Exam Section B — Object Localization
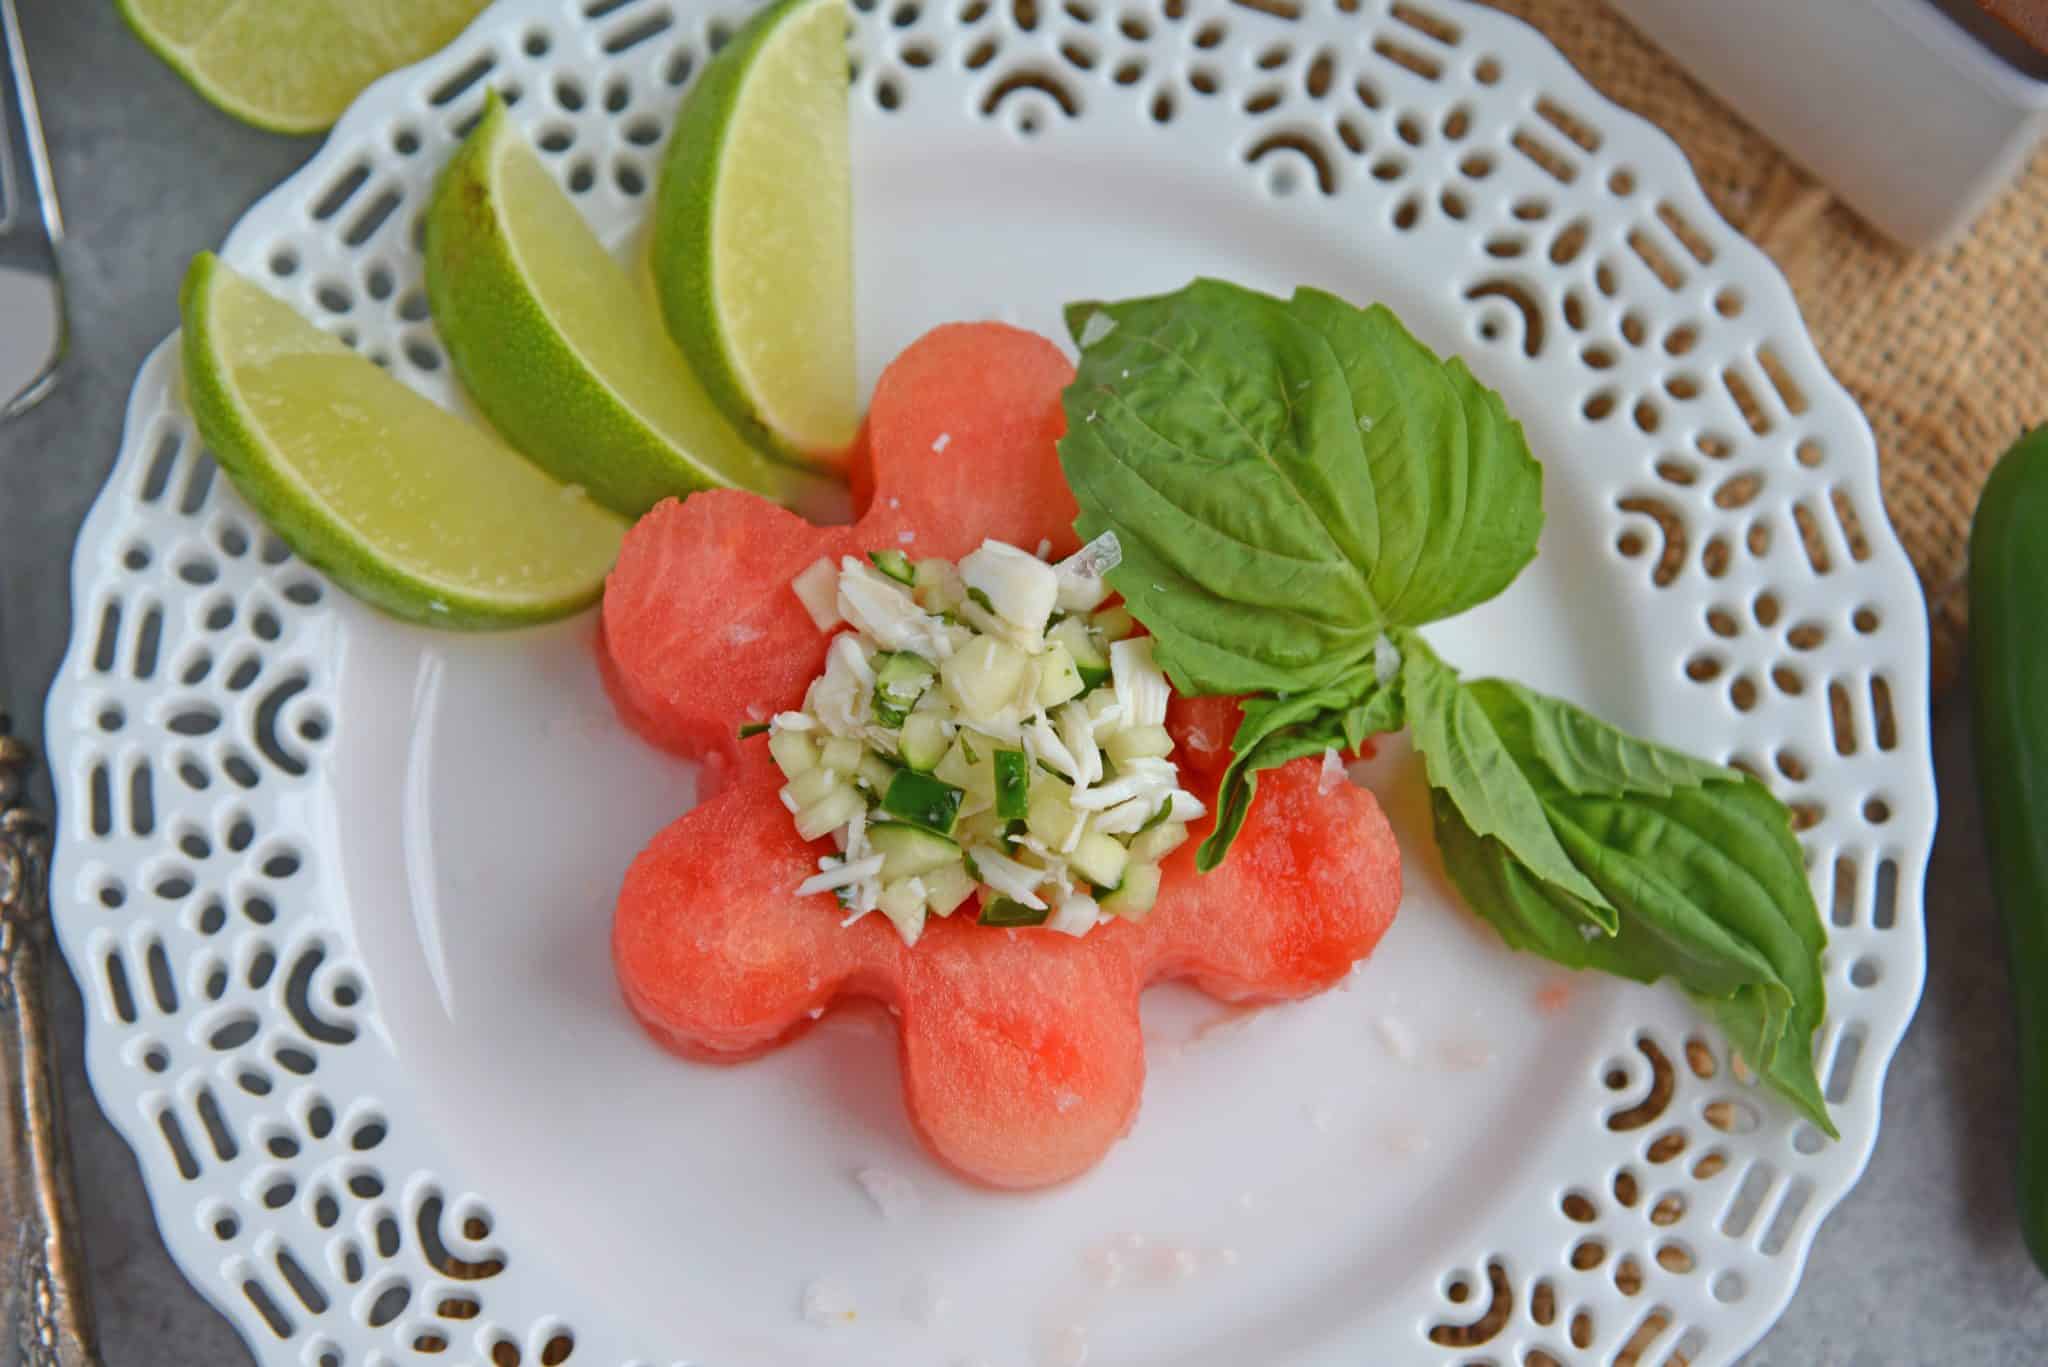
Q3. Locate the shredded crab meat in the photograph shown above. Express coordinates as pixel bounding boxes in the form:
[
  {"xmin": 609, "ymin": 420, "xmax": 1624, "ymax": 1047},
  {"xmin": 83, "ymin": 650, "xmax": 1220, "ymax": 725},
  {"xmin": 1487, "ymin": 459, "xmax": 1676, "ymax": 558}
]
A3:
[{"xmin": 797, "ymin": 855, "xmax": 884, "ymax": 898}]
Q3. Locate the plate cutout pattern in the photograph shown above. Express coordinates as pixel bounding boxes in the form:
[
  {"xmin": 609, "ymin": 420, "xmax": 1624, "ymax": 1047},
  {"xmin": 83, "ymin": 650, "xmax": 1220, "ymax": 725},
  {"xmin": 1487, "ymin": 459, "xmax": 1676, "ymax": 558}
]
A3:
[{"xmin": 48, "ymin": 0, "xmax": 1933, "ymax": 1362}]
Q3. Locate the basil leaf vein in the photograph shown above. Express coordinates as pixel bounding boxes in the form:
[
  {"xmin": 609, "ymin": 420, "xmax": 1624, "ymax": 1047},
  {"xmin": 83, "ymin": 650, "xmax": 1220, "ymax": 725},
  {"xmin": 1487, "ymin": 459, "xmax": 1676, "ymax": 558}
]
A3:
[{"xmin": 1197, "ymin": 667, "xmax": 1406, "ymax": 871}]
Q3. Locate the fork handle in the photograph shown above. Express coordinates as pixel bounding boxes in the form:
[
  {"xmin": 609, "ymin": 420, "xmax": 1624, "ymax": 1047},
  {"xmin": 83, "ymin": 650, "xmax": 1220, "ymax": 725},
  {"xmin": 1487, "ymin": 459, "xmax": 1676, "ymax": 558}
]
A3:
[{"xmin": 0, "ymin": 731, "xmax": 98, "ymax": 1367}]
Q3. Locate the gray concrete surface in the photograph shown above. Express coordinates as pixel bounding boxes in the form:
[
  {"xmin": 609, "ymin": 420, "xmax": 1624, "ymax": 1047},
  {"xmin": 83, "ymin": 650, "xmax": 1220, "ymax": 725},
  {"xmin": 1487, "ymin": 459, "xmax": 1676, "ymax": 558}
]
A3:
[{"xmin": 1, "ymin": 3, "xmax": 2042, "ymax": 1364}]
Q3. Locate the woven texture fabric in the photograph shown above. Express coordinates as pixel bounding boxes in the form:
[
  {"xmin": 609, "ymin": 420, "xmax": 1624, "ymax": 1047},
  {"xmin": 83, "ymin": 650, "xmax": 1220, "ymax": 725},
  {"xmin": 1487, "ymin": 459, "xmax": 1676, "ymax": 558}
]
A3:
[{"xmin": 1486, "ymin": 0, "xmax": 2047, "ymax": 689}]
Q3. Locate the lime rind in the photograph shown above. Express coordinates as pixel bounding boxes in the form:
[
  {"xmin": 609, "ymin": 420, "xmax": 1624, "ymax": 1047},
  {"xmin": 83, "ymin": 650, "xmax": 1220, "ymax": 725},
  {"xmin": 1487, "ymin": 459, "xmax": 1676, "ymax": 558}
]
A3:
[
  {"xmin": 653, "ymin": 0, "xmax": 858, "ymax": 463},
  {"xmin": 424, "ymin": 94, "xmax": 832, "ymax": 516},
  {"xmin": 180, "ymin": 252, "xmax": 625, "ymax": 628},
  {"xmin": 117, "ymin": 0, "xmax": 491, "ymax": 135}
]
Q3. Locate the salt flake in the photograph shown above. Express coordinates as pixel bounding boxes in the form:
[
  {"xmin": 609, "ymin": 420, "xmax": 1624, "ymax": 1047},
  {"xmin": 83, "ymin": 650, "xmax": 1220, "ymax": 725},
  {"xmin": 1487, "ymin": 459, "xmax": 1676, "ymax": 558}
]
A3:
[
  {"xmin": 800, "ymin": 1276, "xmax": 857, "ymax": 1326},
  {"xmin": 854, "ymin": 1166, "xmax": 923, "ymax": 1222}
]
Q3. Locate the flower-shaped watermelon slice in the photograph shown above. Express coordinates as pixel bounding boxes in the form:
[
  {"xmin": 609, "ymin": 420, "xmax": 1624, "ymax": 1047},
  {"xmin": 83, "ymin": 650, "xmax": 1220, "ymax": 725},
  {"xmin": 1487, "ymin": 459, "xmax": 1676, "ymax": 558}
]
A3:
[{"xmin": 602, "ymin": 321, "xmax": 1404, "ymax": 1188}]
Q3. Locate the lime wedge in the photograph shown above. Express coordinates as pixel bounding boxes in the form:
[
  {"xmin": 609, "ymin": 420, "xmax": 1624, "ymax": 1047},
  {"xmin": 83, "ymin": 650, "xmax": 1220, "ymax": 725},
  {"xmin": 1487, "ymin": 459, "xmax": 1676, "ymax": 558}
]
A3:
[
  {"xmin": 180, "ymin": 253, "xmax": 625, "ymax": 628},
  {"xmin": 424, "ymin": 93, "xmax": 827, "ymax": 517},
  {"xmin": 118, "ymin": 0, "xmax": 490, "ymax": 135},
  {"xmin": 654, "ymin": 0, "xmax": 859, "ymax": 464}
]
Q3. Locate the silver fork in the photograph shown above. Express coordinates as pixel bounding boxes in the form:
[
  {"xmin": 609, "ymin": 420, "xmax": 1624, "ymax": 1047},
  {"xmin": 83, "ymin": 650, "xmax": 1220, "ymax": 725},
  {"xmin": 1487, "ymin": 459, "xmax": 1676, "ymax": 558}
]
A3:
[{"xmin": 1, "ymin": 0, "xmax": 67, "ymax": 421}]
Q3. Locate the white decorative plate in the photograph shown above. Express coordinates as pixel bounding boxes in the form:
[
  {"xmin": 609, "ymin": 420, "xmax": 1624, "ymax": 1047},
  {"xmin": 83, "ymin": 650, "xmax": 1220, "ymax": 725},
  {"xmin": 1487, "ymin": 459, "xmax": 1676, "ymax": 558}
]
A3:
[{"xmin": 46, "ymin": 0, "xmax": 1935, "ymax": 1363}]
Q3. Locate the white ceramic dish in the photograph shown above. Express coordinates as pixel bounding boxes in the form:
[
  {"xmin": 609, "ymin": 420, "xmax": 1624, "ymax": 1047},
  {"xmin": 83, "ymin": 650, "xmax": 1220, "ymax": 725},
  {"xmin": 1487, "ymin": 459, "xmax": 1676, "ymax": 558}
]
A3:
[
  {"xmin": 1606, "ymin": 0, "xmax": 2048, "ymax": 248},
  {"xmin": 46, "ymin": 0, "xmax": 1935, "ymax": 1363}
]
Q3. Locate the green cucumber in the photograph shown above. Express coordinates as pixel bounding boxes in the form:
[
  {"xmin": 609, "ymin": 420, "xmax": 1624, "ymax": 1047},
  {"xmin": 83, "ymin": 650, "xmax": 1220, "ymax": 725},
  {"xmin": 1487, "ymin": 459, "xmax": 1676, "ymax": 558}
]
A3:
[
  {"xmin": 1069, "ymin": 830, "xmax": 1129, "ymax": 890},
  {"xmin": 856, "ymin": 749, "xmax": 898, "ymax": 794},
  {"xmin": 993, "ymin": 748, "xmax": 1031, "ymax": 820},
  {"xmin": 1089, "ymin": 605, "xmax": 1136, "ymax": 642},
  {"xmin": 1035, "ymin": 641, "xmax": 1086, "ymax": 708},
  {"xmin": 872, "ymin": 650, "xmax": 936, "ymax": 728},
  {"xmin": 899, "ymin": 712, "xmax": 950, "ymax": 771},
  {"xmin": 1103, "ymin": 862, "xmax": 1162, "ymax": 920},
  {"xmin": 881, "ymin": 768, "xmax": 964, "ymax": 834},
  {"xmin": 978, "ymin": 896, "xmax": 1050, "ymax": 927},
  {"xmin": 818, "ymin": 735, "xmax": 862, "ymax": 775},
  {"xmin": 868, "ymin": 821, "xmax": 962, "ymax": 880},
  {"xmin": 1971, "ymin": 424, "xmax": 2048, "ymax": 1276},
  {"xmin": 769, "ymin": 729, "xmax": 819, "ymax": 779},
  {"xmin": 868, "ymin": 547, "xmax": 916, "ymax": 585},
  {"xmin": 1048, "ymin": 615, "xmax": 1110, "ymax": 687}
]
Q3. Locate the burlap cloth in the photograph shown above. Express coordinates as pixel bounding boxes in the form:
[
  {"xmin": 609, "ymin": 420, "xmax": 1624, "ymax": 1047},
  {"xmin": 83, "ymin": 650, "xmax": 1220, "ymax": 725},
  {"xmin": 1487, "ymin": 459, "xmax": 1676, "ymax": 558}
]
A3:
[{"xmin": 1484, "ymin": 0, "xmax": 2047, "ymax": 692}]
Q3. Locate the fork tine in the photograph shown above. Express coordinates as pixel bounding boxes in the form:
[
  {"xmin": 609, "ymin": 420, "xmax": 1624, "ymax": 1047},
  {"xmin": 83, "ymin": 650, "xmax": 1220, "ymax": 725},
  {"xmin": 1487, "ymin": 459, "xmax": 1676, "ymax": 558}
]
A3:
[{"xmin": 0, "ymin": 0, "xmax": 66, "ymax": 421}]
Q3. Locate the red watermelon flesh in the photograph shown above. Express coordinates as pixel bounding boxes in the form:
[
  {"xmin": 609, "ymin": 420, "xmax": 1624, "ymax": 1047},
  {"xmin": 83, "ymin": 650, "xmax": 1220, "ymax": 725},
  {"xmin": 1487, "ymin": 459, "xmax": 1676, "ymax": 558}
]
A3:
[{"xmin": 606, "ymin": 321, "xmax": 1404, "ymax": 1189}]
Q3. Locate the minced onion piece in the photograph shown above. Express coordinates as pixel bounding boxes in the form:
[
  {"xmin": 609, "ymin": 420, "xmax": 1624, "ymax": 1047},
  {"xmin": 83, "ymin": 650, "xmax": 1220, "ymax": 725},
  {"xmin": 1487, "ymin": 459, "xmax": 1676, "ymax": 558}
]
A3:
[
  {"xmin": 1319, "ymin": 747, "xmax": 1345, "ymax": 794},
  {"xmin": 792, "ymin": 556, "xmax": 842, "ymax": 631},
  {"xmin": 961, "ymin": 540, "xmax": 1059, "ymax": 635},
  {"xmin": 1111, "ymin": 637, "xmax": 1170, "ymax": 728}
]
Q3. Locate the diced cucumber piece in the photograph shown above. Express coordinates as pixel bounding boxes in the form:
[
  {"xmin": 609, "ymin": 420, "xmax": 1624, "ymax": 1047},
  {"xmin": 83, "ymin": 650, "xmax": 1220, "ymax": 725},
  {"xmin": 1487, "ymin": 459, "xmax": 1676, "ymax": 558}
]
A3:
[
  {"xmin": 1105, "ymin": 723, "xmax": 1174, "ymax": 763},
  {"xmin": 1035, "ymin": 640, "xmax": 1086, "ymax": 708},
  {"xmin": 1103, "ymin": 862, "xmax": 1162, "ymax": 920},
  {"xmin": 1129, "ymin": 819, "xmax": 1188, "ymax": 864},
  {"xmin": 899, "ymin": 713, "xmax": 950, "ymax": 772},
  {"xmin": 993, "ymin": 748, "xmax": 1031, "ymax": 821},
  {"xmin": 940, "ymin": 636, "xmax": 1031, "ymax": 723},
  {"xmin": 791, "ymin": 557, "xmax": 842, "ymax": 631},
  {"xmin": 871, "ymin": 650, "xmax": 936, "ymax": 728},
  {"xmin": 979, "ymin": 896, "xmax": 1051, "ymax": 927},
  {"xmin": 795, "ymin": 785, "xmax": 864, "ymax": 842},
  {"xmin": 912, "ymin": 557, "xmax": 964, "ymax": 613},
  {"xmin": 867, "ymin": 548, "xmax": 916, "ymax": 586},
  {"xmin": 769, "ymin": 729, "xmax": 820, "ymax": 779},
  {"xmin": 857, "ymin": 750, "xmax": 898, "ymax": 794},
  {"xmin": 933, "ymin": 738, "xmax": 995, "ymax": 807},
  {"xmin": 785, "ymin": 765, "xmax": 843, "ymax": 810},
  {"xmin": 819, "ymin": 736, "xmax": 863, "ymax": 775},
  {"xmin": 1025, "ymin": 776, "xmax": 1085, "ymax": 851},
  {"xmin": 1069, "ymin": 830, "xmax": 1129, "ymax": 889},
  {"xmin": 878, "ymin": 878, "xmax": 929, "ymax": 945},
  {"xmin": 1090, "ymin": 605, "xmax": 1136, "ymax": 640},
  {"xmin": 881, "ymin": 769, "xmax": 964, "ymax": 835},
  {"xmin": 869, "ymin": 821, "xmax": 962, "ymax": 879},
  {"xmin": 1047, "ymin": 616, "xmax": 1110, "ymax": 688},
  {"xmin": 922, "ymin": 861, "xmax": 976, "ymax": 917}
]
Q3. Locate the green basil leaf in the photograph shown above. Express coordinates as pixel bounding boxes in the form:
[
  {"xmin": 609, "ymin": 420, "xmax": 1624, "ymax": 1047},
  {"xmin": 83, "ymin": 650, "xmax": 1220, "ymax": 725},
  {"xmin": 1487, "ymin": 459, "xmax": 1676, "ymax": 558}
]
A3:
[
  {"xmin": 1400, "ymin": 634, "xmax": 1614, "ymax": 920},
  {"xmin": 1197, "ymin": 668, "xmax": 1405, "ymax": 871},
  {"xmin": 1058, "ymin": 280, "xmax": 1545, "ymax": 696},
  {"xmin": 1420, "ymin": 664, "xmax": 1835, "ymax": 1135},
  {"xmin": 1429, "ymin": 788, "xmax": 1663, "ymax": 978},
  {"xmin": 1287, "ymin": 288, "xmax": 1543, "ymax": 627},
  {"xmin": 1060, "ymin": 283, "xmax": 1384, "ymax": 695}
]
